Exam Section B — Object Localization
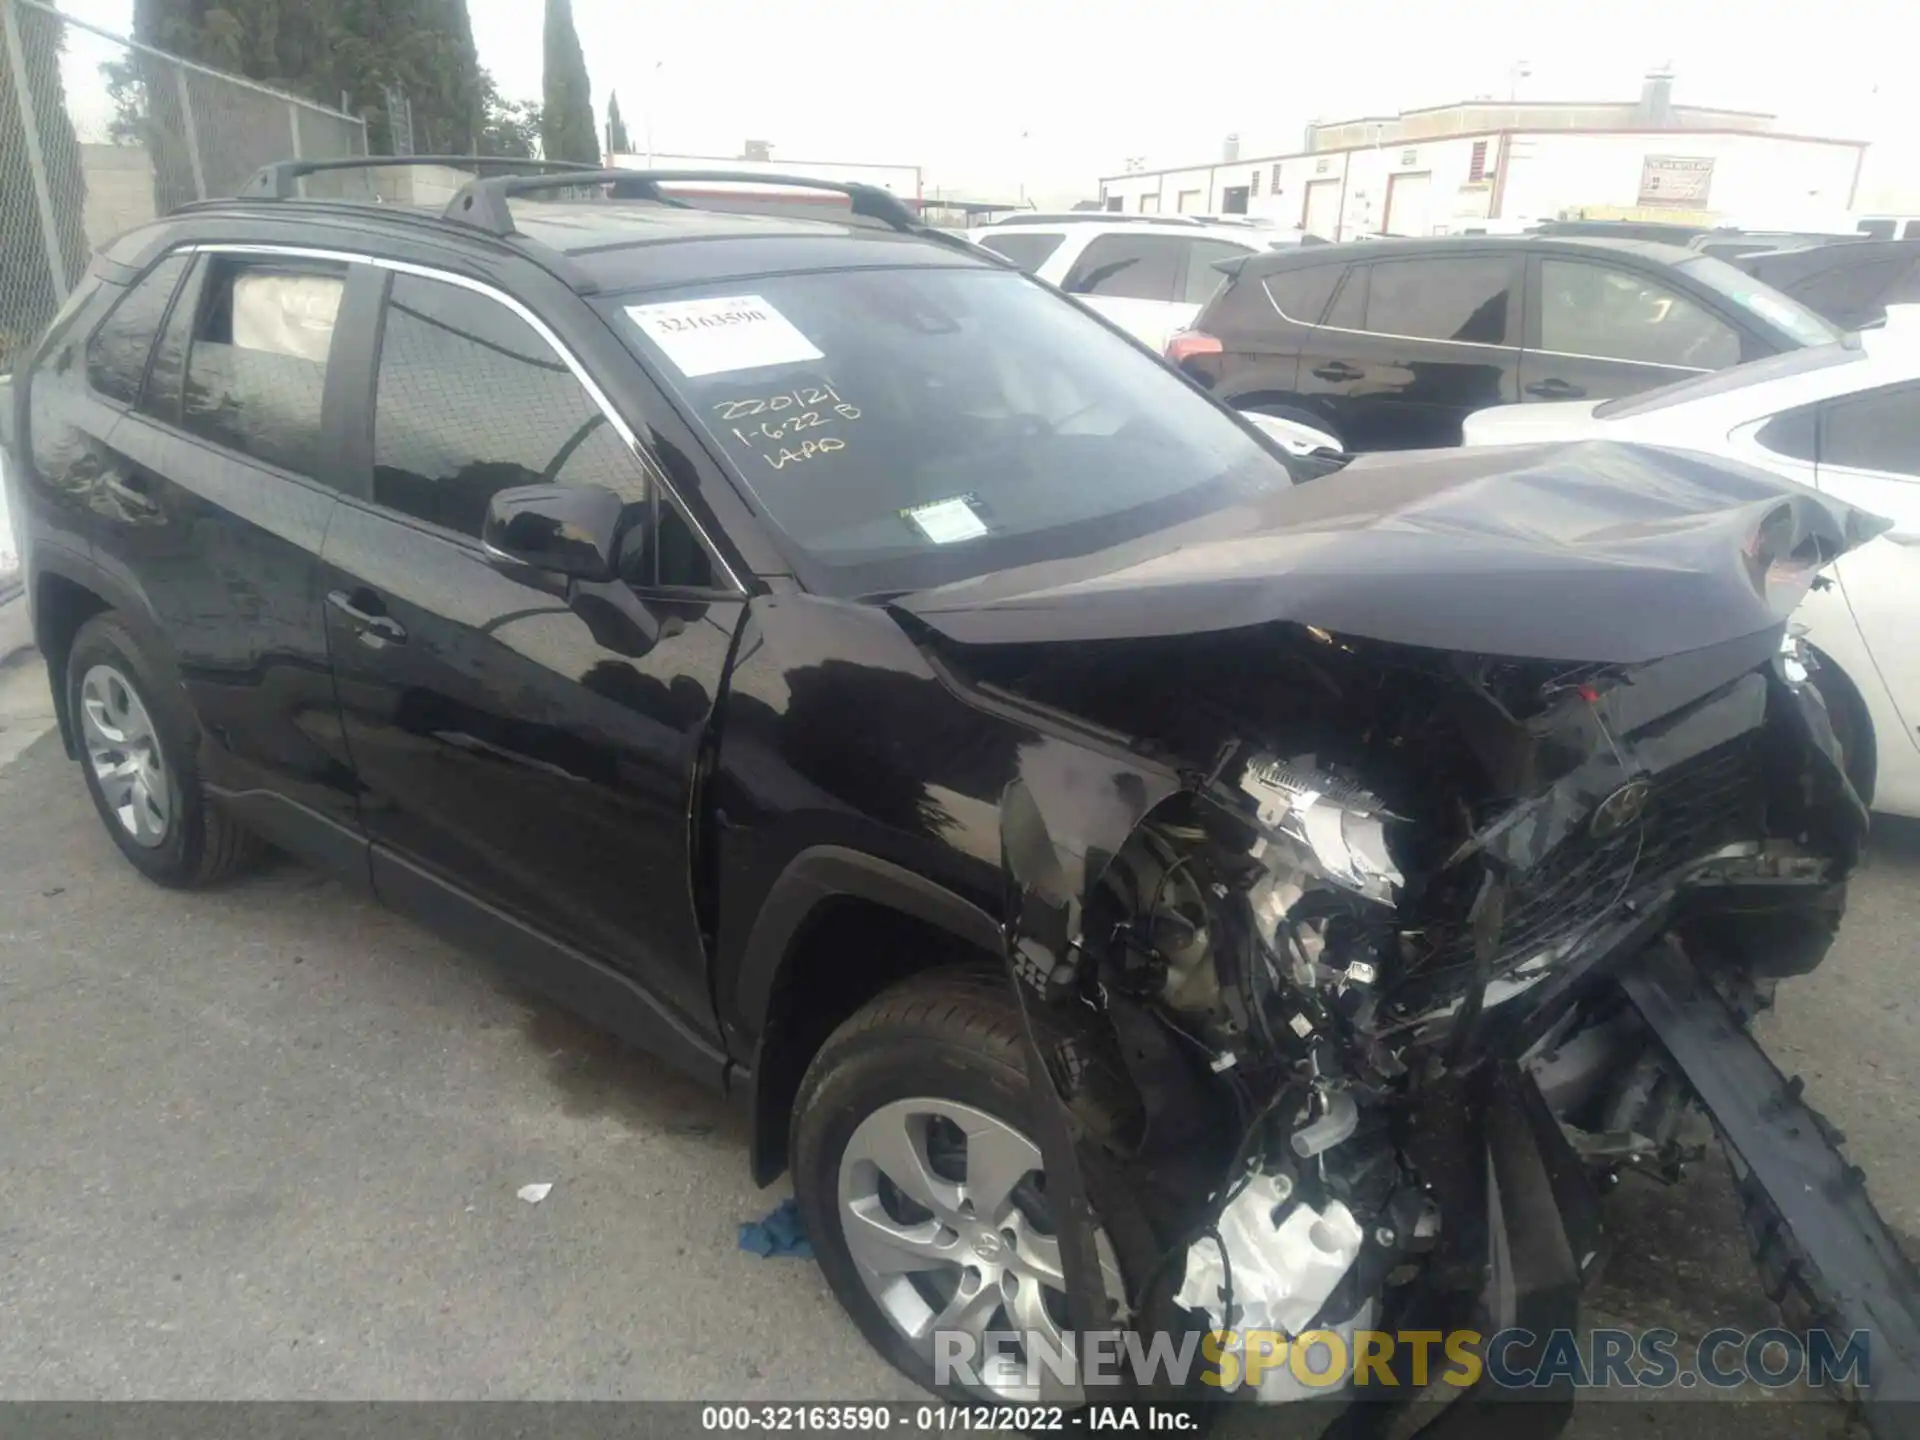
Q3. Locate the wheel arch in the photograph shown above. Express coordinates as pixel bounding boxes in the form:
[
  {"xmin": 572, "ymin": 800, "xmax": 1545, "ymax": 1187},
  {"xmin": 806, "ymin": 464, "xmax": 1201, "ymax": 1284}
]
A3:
[
  {"xmin": 738, "ymin": 846, "xmax": 1005, "ymax": 1186},
  {"xmin": 1804, "ymin": 638, "xmax": 1879, "ymax": 809},
  {"xmin": 31, "ymin": 551, "xmax": 173, "ymax": 762}
]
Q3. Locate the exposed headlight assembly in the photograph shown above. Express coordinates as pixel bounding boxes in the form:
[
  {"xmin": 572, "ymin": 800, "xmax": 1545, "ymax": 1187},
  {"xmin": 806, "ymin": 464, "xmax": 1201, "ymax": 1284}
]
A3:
[{"xmin": 1239, "ymin": 755, "xmax": 1403, "ymax": 904}]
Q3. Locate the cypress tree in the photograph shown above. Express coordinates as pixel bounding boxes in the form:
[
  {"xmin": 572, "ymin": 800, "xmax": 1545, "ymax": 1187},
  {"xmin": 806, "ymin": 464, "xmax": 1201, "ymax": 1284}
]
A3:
[
  {"xmin": 540, "ymin": 0, "xmax": 598, "ymax": 165},
  {"xmin": 606, "ymin": 90, "xmax": 630, "ymax": 155}
]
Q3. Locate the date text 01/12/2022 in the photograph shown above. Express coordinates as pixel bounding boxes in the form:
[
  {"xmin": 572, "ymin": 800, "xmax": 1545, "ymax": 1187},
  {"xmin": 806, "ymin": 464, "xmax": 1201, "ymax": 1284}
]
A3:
[{"xmin": 699, "ymin": 1404, "xmax": 1197, "ymax": 1431}]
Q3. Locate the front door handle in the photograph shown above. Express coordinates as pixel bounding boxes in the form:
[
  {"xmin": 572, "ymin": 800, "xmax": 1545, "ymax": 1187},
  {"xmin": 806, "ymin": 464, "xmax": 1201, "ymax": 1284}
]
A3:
[
  {"xmin": 327, "ymin": 588, "xmax": 408, "ymax": 647},
  {"xmin": 1525, "ymin": 377, "xmax": 1587, "ymax": 400},
  {"xmin": 1312, "ymin": 361, "xmax": 1364, "ymax": 382}
]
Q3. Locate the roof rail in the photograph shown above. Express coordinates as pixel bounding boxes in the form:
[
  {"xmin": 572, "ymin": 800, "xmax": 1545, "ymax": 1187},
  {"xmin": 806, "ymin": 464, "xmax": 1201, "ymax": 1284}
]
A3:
[
  {"xmin": 987, "ymin": 212, "xmax": 1206, "ymax": 227},
  {"xmin": 441, "ymin": 169, "xmax": 924, "ymax": 238},
  {"xmin": 239, "ymin": 156, "xmax": 605, "ymax": 200}
]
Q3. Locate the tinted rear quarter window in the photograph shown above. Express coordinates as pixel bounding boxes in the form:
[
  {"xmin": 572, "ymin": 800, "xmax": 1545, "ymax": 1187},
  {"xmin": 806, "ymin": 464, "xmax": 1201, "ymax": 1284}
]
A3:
[
  {"xmin": 1262, "ymin": 264, "xmax": 1343, "ymax": 325},
  {"xmin": 1821, "ymin": 382, "xmax": 1920, "ymax": 478},
  {"xmin": 1363, "ymin": 257, "xmax": 1512, "ymax": 343},
  {"xmin": 977, "ymin": 231, "xmax": 1066, "ymax": 273},
  {"xmin": 1063, "ymin": 235, "xmax": 1185, "ymax": 302},
  {"xmin": 1180, "ymin": 239, "xmax": 1253, "ymax": 305},
  {"xmin": 87, "ymin": 253, "xmax": 190, "ymax": 405}
]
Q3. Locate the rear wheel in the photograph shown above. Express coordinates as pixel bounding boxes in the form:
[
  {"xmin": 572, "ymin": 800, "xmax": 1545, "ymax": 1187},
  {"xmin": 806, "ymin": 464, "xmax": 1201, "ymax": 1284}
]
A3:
[{"xmin": 67, "ymin": 613, "xmax": 262, "ymax": 887}]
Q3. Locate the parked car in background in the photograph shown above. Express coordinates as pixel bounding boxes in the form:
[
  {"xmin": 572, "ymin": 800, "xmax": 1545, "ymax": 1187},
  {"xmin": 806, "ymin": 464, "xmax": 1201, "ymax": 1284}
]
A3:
[
  {"xmin": 1856, "ymin": 215, "xmax": 1920, "ymax": 240},
  {"xmin": 1166, "ymin": 234, "xmax": 1840, "ymax": 451},
  {"xmin": 1462, "ymin": 307, "xmax": 1920, "ymax": 817},
  {"xmin": 965, "ymin": 215, "xmax": 1281, "ymax": 351},
  {"xmin": 1731, "ymin": 239, "xmax": 1920, "ymax": 331}
]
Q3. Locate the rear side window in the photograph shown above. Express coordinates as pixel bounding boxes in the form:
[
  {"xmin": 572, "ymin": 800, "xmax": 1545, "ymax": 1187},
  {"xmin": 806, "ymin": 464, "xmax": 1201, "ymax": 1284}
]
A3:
[
  {"xmin": 86, "ymin": 254, "xmax": 190, "ymax": 406},
  {"xmin": 1755, "ymin": 407, "xmax": 1818, "ymax": 462},
  {"xmin": 181, "ymin": 257, "xmax": 345, "ymax": 478},
  {"xmin": 1539, "ymin": 259, "xmax": 1740, "ymax": 370},
  {"xmin": 1263, "ymin": 264, "xmax": 1343, "ymax": 324},
  {"xmin": 1821, "ymin": 382, "xmax": 1920, "ymax": 478},
  {"xmin": 1063, "ymin": 235, "xmax": 1185, "ymax": 302},
  {"xmin": 977, "ymin": 231, "xmax": 1065, "ymax": 273},
  {"xmin": 1180, "ymin": 239, "xmax": 1253, "ymax": 305},
  {"xmin": 1363, "ymin": 257, "xmax": 1512, "ymax": 344}
]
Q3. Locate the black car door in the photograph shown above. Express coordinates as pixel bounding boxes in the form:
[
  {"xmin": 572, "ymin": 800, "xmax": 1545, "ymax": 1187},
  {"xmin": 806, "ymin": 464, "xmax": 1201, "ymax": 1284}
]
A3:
[
  {"xmin": 1294, "ymin": 252, "xmax": 1521, "ymax": 449},
  {"xmin": 86, "ymin": 248, "xmax": 364, "ymax": 858},
  {"xmin": 320, "ymin": 267, "xmax": 745, "ymax": 1066},
  {"xmin": 1518, "ymin": 255, "xmax": 1747, "ymax": 405},
  {"xmin": 1196, "ymin": 259, "xmax": 1346, "ymax": 415}
]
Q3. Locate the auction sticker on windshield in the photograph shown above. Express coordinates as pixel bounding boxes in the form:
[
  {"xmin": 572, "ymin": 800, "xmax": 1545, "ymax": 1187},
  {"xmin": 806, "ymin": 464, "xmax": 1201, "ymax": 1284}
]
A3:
[
  {"xmin": 903, "ymin": 495, "xmax": 989, "ymax": 544},
  {"xmin": 625, "ymin": 295, "xmax": 824, "ymax": 377}
]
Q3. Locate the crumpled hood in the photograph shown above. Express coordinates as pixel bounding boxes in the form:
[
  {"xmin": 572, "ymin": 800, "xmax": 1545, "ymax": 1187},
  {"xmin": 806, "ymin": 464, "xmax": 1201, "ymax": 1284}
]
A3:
[{"xmin": 895, "ymin": 440, "xmax": 1889, "ymax": 664}]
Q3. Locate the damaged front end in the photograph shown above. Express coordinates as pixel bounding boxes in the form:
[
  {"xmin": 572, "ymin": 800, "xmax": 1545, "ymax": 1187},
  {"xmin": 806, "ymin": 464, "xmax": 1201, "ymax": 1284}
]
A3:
[{"xmin": 954, "ymin": 611, "xmax": 1870, "ymax": 1419}]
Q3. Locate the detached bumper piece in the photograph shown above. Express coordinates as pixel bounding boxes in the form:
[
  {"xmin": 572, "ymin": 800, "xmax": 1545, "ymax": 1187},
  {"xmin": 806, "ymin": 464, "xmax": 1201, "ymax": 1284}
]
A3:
[{"xmin": 1622, "ymin": 940, "xmax": 1920, "ymax": 1434}]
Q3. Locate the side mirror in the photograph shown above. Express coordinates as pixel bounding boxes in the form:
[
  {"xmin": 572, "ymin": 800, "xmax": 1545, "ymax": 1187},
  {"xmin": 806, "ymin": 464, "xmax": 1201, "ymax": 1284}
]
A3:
[
  {"xmin": 482, "ymin": 484, "xmax": 631, "ymax": 583},
  {"xmin": 1238, "ymin": 409, "xmax": 1343, "ymax": 458}
]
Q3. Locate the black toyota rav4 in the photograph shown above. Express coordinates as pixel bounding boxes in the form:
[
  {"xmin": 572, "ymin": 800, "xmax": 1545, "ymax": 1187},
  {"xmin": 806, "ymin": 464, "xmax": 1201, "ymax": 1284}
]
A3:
[{"xmin": 8, "ymin": 161, "xmax": 1918, "ymax": 1432}]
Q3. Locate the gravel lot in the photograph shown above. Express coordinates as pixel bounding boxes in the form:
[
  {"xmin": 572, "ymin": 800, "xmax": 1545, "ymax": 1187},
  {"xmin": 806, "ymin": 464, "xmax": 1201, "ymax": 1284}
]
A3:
[{"xmin": 0, "ymin": 654, "xmax": 1914, "ymax": 1433}]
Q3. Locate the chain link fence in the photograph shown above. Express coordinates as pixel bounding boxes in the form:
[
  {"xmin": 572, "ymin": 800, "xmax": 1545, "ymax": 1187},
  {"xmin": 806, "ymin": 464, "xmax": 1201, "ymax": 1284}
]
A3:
[{"xmin": 0, "ymin": 0, "xmax": 369, "ymax": 372}]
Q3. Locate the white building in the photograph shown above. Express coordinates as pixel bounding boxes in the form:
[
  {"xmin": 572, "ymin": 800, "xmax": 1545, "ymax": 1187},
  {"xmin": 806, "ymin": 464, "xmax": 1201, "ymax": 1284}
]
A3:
[{"xmin": 1098, "ymin": 78, "xmax": 1867, "ymax": 240}]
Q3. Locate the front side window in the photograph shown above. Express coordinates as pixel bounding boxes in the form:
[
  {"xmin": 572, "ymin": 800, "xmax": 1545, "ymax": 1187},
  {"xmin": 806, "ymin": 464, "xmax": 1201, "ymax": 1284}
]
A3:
[
  {"xmin": 1063, "ymin": 235, "xmax": 1186, "ymax": 302},
  {"xmin": 610, "ymin": 265, "xmax": 1296, "ymax": 596},
  {"xmin": 181, "ymin": 257, "xmax": 344, "ymax": 478},
  {"xmin": 372, "ymin": 275, "xmax": 713, "ymax": 586},
  {"xmin": 1821, "ymin": 382, "xmax": 1920, "ymax": 478},
  {"xmin": 976, "ymin": 231, "xmax": 1065, "ymax": 273},
  {"xmin": 87, "ymin": 253, "xmax": 190, "ymax": 406},
  {"xmin": 1363, "ymin": 257, "xmax": 1512, "ymax": 345},
  {"xmin": 1539, "ymin": 259, "xmax": 1740, "ymax": 370}
]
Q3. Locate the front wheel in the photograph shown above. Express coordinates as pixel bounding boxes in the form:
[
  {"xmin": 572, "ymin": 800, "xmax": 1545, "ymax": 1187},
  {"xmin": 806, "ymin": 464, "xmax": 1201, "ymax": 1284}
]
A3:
[{"xmin": 791, "ymin": 968, "xmax": 1171, "ymax": 1405}]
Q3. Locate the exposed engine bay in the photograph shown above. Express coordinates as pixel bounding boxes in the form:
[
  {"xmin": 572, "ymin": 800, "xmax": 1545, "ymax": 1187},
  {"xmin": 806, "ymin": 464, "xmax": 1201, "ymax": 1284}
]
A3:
[{"xmin": 956, "ymin": 615, "xmax": 1874, "ymax": 1410}]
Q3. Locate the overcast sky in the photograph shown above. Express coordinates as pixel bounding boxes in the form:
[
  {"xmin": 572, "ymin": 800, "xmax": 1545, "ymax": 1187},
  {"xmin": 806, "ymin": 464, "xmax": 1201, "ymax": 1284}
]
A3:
[
  {"xmin": 466, "ymin": 0, "xmax": 1917, "ymax": 199},
  {"xmin": 60, "ymin": 0, "xmax": 1920, "ymax": 202}
]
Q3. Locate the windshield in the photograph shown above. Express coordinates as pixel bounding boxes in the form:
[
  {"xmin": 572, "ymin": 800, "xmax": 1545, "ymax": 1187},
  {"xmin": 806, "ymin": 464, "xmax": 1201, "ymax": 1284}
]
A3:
[
  {"xmin": 605, "ymin": 266, "xmax": 1294, "ymax": 596},
  {"xmin": 1675, "ymin": 254, "xmax": 1842, "ymax": 347}
]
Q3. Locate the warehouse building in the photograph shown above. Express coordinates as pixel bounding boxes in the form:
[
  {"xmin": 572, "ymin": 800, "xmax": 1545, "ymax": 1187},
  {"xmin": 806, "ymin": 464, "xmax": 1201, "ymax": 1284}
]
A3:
[{"xmin": 1097, "ymin": 75, "xmax": 1866, "ymax": 240}]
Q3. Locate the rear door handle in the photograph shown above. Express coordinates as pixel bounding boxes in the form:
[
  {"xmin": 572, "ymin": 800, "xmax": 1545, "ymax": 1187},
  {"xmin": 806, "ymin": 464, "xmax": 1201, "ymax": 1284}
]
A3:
[
  {"xmin": 1312, "ymin": 361, "xmax": 1364, "ymax": 382},
  {"xmin": 1525, "ymin": 378, "xmax": 1586, "ymax": 399},
  {"xmin": 327, "ymin": 588, "xmax": 408, "ymax": 647}
]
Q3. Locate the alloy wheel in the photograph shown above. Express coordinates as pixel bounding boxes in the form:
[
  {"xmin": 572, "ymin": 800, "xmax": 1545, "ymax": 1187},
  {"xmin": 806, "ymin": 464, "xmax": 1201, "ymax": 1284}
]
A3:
[
  {"xmin": 79, "ymin": 663, "xmax": 171, "ymax": 848},
  {"xmin": 837, "ymin": 1096, "xmax": 1126, "ymax": 1402}
]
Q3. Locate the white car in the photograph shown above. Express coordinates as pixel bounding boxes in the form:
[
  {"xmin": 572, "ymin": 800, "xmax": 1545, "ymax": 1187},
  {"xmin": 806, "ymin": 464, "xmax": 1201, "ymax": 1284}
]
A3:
[
  {"xmin": 966, "ymin": 217, "xmax": 1290, "ymax": 352},
  {"xmin": 1462, "ymin": 306, "xmax": 1920, "ymax": 815}
]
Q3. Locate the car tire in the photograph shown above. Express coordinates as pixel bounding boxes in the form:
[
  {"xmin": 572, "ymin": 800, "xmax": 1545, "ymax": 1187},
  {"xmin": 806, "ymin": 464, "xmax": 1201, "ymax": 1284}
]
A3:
[
  {"xmin": 1245, "ymin": 402, "xmax": 1345, "ymax": 452},
  {"xmin": 791, "ymin": 967, "xmax": 1195, "ymax": 1406},
  {"xmin": 66, "ymin": 612, "xmax": 263, "ymax": 888}
]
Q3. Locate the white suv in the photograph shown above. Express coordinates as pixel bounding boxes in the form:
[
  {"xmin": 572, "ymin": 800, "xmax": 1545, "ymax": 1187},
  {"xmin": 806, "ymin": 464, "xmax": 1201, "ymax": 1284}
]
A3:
[{"xmin": 966, "ymin": 217, "xmax": 1292, "ymax": 352}]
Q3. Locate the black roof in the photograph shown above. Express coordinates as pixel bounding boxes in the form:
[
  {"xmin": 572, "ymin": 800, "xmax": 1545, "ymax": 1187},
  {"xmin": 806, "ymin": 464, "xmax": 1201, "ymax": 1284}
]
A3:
[{"xmin": 1236, "ymin": 231, "xmax": 1707, "ymax": 279}]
